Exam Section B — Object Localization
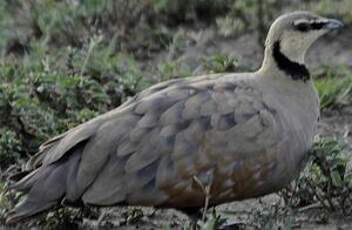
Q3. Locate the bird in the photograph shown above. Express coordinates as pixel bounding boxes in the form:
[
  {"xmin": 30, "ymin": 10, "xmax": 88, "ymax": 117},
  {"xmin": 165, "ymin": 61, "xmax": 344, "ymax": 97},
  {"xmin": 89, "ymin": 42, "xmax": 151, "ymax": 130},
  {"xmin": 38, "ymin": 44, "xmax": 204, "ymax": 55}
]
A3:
[{"xmin": 6, "ymin": 11, "xmax": 343, "ymax": 225}]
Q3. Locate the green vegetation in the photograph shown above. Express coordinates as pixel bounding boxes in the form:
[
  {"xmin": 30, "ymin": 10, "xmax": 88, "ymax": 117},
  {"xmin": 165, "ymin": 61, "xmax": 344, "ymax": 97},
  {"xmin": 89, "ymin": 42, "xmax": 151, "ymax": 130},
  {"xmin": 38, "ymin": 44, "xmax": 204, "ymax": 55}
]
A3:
[
  {"xmin": 203, "ymin": 53, "xmax": 238, "ymax": 73},
  {"xmin": 1, "ymin": 0, "xmax": 352, "ymax": 229},
  {"xmin": 281, "ymin": 138, "xmax": 351, "ymax": 212},
  {"xmin": 314, "ymin": 65, "xmax": 352, "ymax": 110},
  {"xmin": 0, "ymin": 43, "xmax": 147, "ymax": 169}
]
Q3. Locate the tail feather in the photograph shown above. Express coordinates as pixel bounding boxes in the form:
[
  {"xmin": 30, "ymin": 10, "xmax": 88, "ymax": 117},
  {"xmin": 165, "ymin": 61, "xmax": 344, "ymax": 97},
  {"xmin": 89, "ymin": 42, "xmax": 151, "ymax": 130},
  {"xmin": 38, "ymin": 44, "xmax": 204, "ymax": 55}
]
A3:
[
  {"xmin": 8, "ymin": 169, "xmax": 40, "ymax": 192},
  {"xmin": 6, "ymin": 150, "xmax": 82, "ymax": 223},
  {"xmin": 6, "ymin": 198, "xmax": 57, "ymax": 224}
]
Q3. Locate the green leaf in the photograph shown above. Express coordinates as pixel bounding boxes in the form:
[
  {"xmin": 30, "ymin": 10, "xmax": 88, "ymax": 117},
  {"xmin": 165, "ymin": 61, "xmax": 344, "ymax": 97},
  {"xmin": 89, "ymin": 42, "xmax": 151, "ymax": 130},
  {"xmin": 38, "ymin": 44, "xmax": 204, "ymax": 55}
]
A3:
[{"xmin": 330, "ymin": 170, "xmax": 343, "ymax": 187}]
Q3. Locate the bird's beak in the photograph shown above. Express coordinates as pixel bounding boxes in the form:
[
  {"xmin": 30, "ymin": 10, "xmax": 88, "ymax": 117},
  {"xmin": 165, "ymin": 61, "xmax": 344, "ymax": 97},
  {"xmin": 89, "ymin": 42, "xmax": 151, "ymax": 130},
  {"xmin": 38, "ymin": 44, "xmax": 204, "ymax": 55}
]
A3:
[{"xmin": 324, "ymin": 18, "xmax": 344, "ymax": 30}]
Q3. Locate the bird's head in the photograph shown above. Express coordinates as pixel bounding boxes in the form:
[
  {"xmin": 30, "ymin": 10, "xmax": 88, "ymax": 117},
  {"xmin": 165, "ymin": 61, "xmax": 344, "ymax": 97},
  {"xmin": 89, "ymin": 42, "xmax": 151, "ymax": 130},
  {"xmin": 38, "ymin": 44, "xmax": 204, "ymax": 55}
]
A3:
[
  {"xmin": 266, "ymin": 11, "xmax": 343, "ymax": 64},
  {"xmin": 260, "ymin": 11, "xmax": 343, "ymax": 81}
]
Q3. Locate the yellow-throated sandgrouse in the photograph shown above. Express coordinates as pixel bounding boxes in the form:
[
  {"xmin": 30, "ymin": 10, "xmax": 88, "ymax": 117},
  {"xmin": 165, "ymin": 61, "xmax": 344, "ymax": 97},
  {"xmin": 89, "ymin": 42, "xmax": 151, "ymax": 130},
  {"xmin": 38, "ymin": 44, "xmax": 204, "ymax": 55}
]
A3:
[{"xmin": 7, "ymin": 11, "xmax": 344, "ymax": 223}]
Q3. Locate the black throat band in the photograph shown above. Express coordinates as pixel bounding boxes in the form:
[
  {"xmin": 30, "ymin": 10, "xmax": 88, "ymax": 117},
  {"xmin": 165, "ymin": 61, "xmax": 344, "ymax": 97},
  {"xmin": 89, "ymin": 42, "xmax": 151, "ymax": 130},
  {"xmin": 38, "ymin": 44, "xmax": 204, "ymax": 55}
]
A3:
[{"xmin": 272, "ymin": 41, "xmax": 310, "ymax": 82}]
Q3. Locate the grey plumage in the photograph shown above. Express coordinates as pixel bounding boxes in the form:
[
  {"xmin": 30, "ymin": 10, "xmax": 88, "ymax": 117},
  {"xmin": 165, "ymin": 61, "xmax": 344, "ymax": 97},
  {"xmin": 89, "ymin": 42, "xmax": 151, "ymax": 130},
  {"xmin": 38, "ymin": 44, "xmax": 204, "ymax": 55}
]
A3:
[{"xmin": 6, "ymin": 11, "xmax": 343, "ymax": 223}]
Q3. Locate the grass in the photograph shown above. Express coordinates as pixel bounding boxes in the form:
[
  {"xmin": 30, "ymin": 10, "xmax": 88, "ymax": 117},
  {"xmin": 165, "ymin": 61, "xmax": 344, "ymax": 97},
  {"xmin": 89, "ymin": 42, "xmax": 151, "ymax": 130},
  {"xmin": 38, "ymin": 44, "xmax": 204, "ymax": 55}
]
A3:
[
  {"xmin": 314, "ymin": 65, "xmax": 352, "ymax": 110},
  {"xmin": 203, "ymin": 53, "xmax": 238, "ymax": 73},
  {"xmin": 281, "ymin": 137, "xmax": 350, "ymax": 211}
]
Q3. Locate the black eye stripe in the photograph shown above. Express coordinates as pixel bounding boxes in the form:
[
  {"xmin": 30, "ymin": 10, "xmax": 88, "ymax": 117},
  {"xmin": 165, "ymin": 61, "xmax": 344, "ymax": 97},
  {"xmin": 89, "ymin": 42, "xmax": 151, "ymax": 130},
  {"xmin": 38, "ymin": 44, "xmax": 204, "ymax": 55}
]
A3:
[
  {"xmin": 294, "ymin": 21, "xmax": 326, "ymax": 32},
  {"xmin": 310, "ymin": 22, "xmax": 325, "ymax": 30},
  {"xmin": 295, "ymin": 22, "xmax": 310, "ymax": 32}
]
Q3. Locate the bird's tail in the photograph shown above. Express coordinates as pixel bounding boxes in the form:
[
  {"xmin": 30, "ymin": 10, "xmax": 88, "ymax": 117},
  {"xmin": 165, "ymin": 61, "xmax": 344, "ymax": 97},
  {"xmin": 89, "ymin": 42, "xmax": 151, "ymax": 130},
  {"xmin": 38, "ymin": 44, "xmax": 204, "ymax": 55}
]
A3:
[{"xmin": 6, "ymin": 150, "xmax": 81, "ymax": 224}]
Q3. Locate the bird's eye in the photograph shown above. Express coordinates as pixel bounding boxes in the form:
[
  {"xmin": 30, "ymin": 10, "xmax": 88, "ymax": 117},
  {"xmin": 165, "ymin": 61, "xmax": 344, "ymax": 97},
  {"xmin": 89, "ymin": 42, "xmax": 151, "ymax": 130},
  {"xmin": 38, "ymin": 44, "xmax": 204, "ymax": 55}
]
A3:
[
  {"xmin": 310, "ymin": 22, "xmax": 325, "ymax": 30},
  {"xmin": 293, "ymin": 21, "xmax": 311, "ymax": 32}
]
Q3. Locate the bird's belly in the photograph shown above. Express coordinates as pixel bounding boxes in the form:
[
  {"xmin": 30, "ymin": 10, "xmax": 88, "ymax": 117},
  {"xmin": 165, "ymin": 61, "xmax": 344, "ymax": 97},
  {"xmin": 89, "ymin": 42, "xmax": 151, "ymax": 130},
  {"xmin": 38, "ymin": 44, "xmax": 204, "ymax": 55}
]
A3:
[
  {"xmin": 157, "ymin": 153, "xmax": 301, "ymax": 208},
  {"xmin": 159, "ymin": 130, "xmax": 312, "ymax": 208}
]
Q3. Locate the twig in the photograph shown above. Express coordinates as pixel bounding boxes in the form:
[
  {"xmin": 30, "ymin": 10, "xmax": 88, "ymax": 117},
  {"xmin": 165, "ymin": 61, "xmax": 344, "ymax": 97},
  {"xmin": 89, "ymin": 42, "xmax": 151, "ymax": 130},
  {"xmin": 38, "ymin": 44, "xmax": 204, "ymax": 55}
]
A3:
[
  {"xmin": 306, "ymin": 179, "xmax": 330, "ymax": 210},
  {"xmin": 80, "ymin": 35, "xmax": 103, "ymax": 87},
  {"xmin": 193, "ymin": 174, "xmax": 213, "ymax": 222},
  {"xmin": 298, "ymin": 202, "xmax": 323, "ymax": 212}
]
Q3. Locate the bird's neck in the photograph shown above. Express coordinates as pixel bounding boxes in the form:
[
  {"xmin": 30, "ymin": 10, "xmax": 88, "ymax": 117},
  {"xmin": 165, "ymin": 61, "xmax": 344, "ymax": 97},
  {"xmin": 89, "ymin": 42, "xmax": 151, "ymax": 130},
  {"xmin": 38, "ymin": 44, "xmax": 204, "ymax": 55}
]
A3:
[{"xmin": 258, "ymin": 41, "xmax": 310, "ymax": 82}]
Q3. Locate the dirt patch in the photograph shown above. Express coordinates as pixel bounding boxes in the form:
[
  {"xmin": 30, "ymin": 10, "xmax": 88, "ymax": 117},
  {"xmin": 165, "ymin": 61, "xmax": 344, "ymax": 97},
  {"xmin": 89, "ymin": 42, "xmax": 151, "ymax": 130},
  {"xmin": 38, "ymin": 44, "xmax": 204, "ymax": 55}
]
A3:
[{"xmin": 150, "ymin": 27, "xmax": 352, "ymax": 76}]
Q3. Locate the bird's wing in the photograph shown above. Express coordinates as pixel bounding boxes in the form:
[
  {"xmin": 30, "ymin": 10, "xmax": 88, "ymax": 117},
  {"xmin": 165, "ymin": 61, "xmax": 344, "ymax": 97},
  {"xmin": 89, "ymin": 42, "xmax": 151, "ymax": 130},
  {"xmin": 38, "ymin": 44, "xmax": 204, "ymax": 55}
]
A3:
[
  {"xmin": 25, "ymin": 76, "xmax": 216, "ymax": 170},
  {"xmin": 79, "ymin": 76, "xmax": 280, "ymax": 207}
]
